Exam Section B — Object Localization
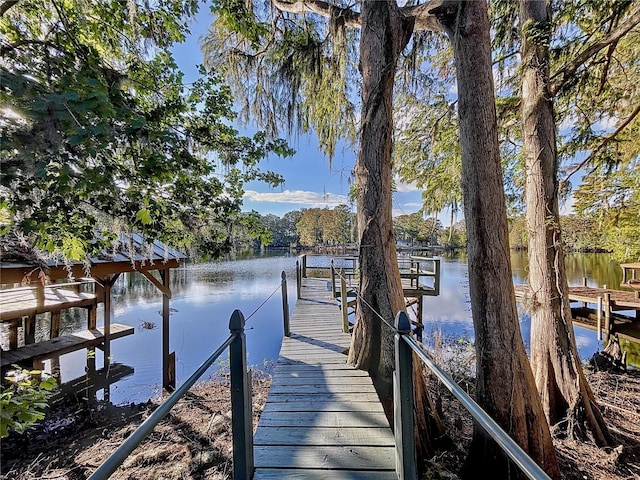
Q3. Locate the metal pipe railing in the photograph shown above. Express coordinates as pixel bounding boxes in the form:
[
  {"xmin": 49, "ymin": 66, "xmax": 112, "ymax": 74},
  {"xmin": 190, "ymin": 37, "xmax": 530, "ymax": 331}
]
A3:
[
  {"xmin": 394, "ymin": 311, "xmax": 551, "ymax": 480},
  {"xmin": 88, "ymin": 310, "xmax": 251, "ymax": 480}
]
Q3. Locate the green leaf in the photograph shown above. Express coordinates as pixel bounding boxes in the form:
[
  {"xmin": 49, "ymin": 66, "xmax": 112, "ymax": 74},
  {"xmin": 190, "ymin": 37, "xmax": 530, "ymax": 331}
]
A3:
[{"xmin": 136, "ymin": 208, "xmax": 153, "ymax": 225}]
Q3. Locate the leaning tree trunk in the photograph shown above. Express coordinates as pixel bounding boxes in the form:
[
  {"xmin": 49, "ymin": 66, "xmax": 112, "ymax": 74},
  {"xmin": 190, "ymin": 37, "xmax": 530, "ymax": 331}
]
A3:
[
  {"xmin": 520, "ymin": 0, "xmax": 611, "ymax": 447},
  {"xmin": 431, "ymin": 1, "xmax": 561, "ymax": 478},
  {"xmin": 347, "ymin": 0, "xmax": 443, "ymax": 463}
]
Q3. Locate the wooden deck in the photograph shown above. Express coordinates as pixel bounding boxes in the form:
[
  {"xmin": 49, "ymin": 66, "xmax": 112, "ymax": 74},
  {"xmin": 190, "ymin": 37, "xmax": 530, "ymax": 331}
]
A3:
[
  {"xmin": 514, "ymin": 284, "xmax": 640, "ymax": 312},
  {"xmin": 253, "ymin": 277, "xmax": 397, "ymax": 479},
  {"xmin": 0, "ymin": 285, "xmax": 97, "ymax": 322},
  {"xmin": 0, "ymin": 324, "xmax": 134, "ymax": 367}
]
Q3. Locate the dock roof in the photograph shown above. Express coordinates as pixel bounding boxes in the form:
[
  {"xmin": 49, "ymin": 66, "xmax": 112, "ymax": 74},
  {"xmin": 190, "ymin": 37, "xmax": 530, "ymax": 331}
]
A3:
[{"xmin": 0, "ymin": 233, "xmax": 187, "ymax": 284}]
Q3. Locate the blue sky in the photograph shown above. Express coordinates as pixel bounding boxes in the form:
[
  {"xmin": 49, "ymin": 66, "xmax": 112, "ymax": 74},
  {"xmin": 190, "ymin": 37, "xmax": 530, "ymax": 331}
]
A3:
[{"xmin": 172, "ymin": 7, "xmax": 434, "ymax": 221}]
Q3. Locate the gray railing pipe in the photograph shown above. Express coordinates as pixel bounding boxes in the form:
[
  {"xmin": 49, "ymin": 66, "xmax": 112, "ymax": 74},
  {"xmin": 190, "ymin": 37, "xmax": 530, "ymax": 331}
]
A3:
[
  {"xmin": 88, "ymin": 311, "xmax": 247, "ymax": 480},
  {"xmin": 394, "ymin": 312, "xmax": 551, "ymax": 480}
]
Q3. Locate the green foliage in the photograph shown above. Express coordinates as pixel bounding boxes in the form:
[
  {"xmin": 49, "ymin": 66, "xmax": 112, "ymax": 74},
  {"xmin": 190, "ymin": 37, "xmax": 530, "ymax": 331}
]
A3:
[
  {"xmin": 203, "ymin": 0, "xmax": 358, "ymax": 161},
  {"xmin": 394, "ymin": 212, "xmax": 442, "ymax": 245},
  {"xmin": 295, "ymin": 206, "xmax": 354, "ymax": 247},
  {"xmin": 0, "ymin": 0, "xmax": 292, "ymax": 260},
  {"xmin": 508, "ymin": 214, "xmax": 528, "ymax": 250},
  {"xmin": 560, "ymin": 215, "xmax": 604, "ymax": 252},
  {"xmin": 572, "ymin": 159, "xmax": 640, "ymax": 261},
  {"xmin": 1, "ymin": 368, "xmax": 57, "ymax": 438}
]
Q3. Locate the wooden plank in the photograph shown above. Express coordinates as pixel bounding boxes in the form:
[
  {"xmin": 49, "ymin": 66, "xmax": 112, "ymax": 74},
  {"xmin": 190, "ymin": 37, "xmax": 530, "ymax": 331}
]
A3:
[
  {"xmin": 262, "ymin": 400, "xmax": 385, "ymax": 414},
  {"xmin": 273, "ymin": 370, "xmax": 370, "ymax": 380},
  {"xmin": 254, "ymin": 426, "xmax": 394, "ymax": 446},
  {"xmin": 0, "ymin": 287, "xmax": 98, "ymax": 322},
  {"xmin": 265, "ymin": 393, "xmax": 382, "ymax": 403},
  {"xmin": 258, "ymin": 411, "xmax": 390, "ymax": 428},
  {"xmin": 254, "ymin": 445, "xmax": 395, "ymax": 470},
  {"xmin": 1, "ymin": 324, "xmax": 134, "ymax": 367},
  {"xmin": 269, "ymin": 385, "xmax": 380, "ymax": 396},
  {"xmin": 275, "ymin": 363, "xmax": 358, "ymax": 371},
  {"xmin": 252, "ymin": 276, "xmax": 396, "ymax": 476},
  {"xmin": 253, "ymin": 469, "xmax": 398, "ymax": 480},
  {"xmin": 270, "ymin": 377, "xmax": 376, "ymax": 388}
]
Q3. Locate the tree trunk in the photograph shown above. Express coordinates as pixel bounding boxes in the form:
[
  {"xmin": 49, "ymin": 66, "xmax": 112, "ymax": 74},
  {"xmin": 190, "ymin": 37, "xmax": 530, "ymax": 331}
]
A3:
[
  {"xmin": 347, "ymin": 0, "xmax": 443, "ymax": 464},
  {"xmin": 348, "ymin": 0, "xmax": 410, "ymax": 405},
  {"xmin": 433, "ymin": 1, "xmax": 561, "ymax": 478},
  {"xmin": 520, "ymin": 0, "xmax": 611, "ymax": 447}
]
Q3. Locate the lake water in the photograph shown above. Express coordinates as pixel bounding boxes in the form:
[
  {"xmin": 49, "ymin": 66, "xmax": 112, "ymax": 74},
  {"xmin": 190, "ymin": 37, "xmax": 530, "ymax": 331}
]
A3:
[{"xmin": 37, "ymin": 251, "xmax": 637, "ymax": 405}]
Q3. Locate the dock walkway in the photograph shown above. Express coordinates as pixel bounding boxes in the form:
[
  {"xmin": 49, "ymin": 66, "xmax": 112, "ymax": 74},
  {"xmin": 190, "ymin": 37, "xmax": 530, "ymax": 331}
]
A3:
[{"xmin": 253, "ymin": 277, "xmax": 397, "ymax": 479}]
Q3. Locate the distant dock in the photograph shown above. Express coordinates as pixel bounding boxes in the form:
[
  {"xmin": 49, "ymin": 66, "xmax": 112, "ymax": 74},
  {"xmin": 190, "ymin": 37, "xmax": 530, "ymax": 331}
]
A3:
[{"xmin": 514, "ymin": 283, "xmax": 640, "ymax": 342}]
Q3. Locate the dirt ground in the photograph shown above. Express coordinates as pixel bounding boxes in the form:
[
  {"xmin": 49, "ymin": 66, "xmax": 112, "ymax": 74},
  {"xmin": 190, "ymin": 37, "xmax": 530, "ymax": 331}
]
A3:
[{"xmin": 1, "ymin": 368, "xmax": 639, "ymax": 480}]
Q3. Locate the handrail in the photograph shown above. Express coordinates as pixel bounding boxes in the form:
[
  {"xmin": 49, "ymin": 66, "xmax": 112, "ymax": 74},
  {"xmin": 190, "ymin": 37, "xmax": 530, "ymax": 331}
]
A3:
[
  {"xmin": 88, "ymin": 310, "xmax": 252, "ymax": 480},
  {"xmin": 394, "ymin": 311, "xmax": 551, "ymax": 480}
]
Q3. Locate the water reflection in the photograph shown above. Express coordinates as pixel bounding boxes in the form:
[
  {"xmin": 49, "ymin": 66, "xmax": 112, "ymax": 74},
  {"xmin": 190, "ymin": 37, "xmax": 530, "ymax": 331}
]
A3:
[
  {"xmin": 47, "ymin": 253, "xmax": 298, "ymax": 405},
  {"xmin": 422, "ymin": 252, "xmax": 637, "ymax": 369},
  {"xmin": 22, "ymin": 250, "xmax": 636, "ymax": 405}
]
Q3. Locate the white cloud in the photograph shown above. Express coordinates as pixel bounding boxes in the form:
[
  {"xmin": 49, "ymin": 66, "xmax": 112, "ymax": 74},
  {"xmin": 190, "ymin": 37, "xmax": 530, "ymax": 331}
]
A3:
[
  {"xmin": 593, "ymin": 115, "xmax": 617, "ymax": 132},
  {"xmin": 394, "ymin": 177, "xmax": 421, "ymax": 193},
  {"xmin": 558, "ymin": 113, "xmax": 578, "ymax": 133},
  {"xmin": 559, "ymin": 194, "xmax": 575, "ymax": 215},
  {"xmin": 244, "ymin": 189, "xmax": 349, "ymax": 207}
]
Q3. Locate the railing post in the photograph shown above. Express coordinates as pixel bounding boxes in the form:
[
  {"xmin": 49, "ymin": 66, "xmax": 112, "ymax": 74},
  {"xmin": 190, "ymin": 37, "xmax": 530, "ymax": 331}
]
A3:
[
  {"xmin": 330, "ymin": 260, "xmax": 337, "ymax": 299},
  {"xmin": 282, "ymin": 271, "xmax": 290, "ymax": 337},
  {"xmin": 302, "ymin": 254, "xmax": 307, "ymax": 278},
  {"xmin": 340, "ymin": 269, "xmax": 349, "ymax": 333},
  {"xmin": 229, "ymin": 310, "xmax": 253, "ymax": 479},
  {"xmin": 394, "ymin": 311, "xmax": 417, "ymax": 480},
  {"xmin": 434, "ymin": 259, "xmax": 441, "ymax": 296},
  {"xmin": 296, "ymin": 260, "xmax": 301, "ymax": 300}
]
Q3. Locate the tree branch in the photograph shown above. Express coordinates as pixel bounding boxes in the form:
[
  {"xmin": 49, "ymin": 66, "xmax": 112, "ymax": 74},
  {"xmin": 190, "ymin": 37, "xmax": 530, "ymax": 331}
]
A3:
[
  {"xmin": 402, "ymin": 0, "xmax": 450, "ymax": 34},
  {"xmin": 563, "ymin": 102, "xmax": 640, "ymax": 183},
  {"xmin": 271, "ymin": 0, "xmax": 360, "ymax": 27},
  {"xmin": 550, "ymin": 6, "xmax": 640, "ymax": 96},
  {"xmin": 271, "ymin": 0, "xmax": 450, "ymax": 33}
]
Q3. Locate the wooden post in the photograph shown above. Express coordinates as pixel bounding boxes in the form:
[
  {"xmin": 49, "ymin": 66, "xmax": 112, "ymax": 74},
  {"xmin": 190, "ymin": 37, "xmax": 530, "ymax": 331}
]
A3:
[
  {"xmin": 87, "ymin": 305, "xmax": 97, "ymax": 330},
  {"xmin": 103, "ymin": 277, "xmax": 113, "ymax": 362},
  {"xmin": 50, "ymin": 311, "xmax": 61, "ymax": 338},
  {"xmin": 340, "ymin": 270, "xmax": 349, "ymax": 333},
  {"xmin": 582, "ymin": 277, "xmax": 588, "ymax": 307},
  {"xmin": 282, "ymin": 271, "xmax": 290, "ymax": 337},
  {"xmin": 302, "ymin": 254, "xmax": 307, "ymax": 278},
  {"xmin": 8, "ymin": 319, "xmax": 18, "ymax": 350},
  {"xmin": 394, "ymin": 311, "xmax": 417, "ymax": 480},
  {"xmin": 229, "ymin": 310, "xmax": 253, "ymax": 479},
  {"xmin": 416, "ymin": 297, "xmax": 424, "ymax": 342},
  {"xmin": 604, "ymin": 292, "xmax": 611, "ymax": 339},
  {"xmin": 596, "ymin": 296, "xmax": 602, "ymax": 342},
  {"xmin": 24, "ymin": 315, "xmax": 36, "ymax": 344},
  {"xmin": 295, "ymin": 260, "xmax": 301, "ymax": 300},
  {"xmin": 160, "ymin": 269, "xmax": 175, "ymax": 391},
  {"xmin": 433, "ymin": 259, "xmax": 441, "ymax": 296},
  {"xmin": 330, "ymin": 260, "xmax": 337, "ymax": 299}
]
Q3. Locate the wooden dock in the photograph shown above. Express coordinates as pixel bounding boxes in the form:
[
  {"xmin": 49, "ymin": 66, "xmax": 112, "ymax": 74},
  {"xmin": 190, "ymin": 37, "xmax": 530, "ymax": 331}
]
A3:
[
  {"xmin": 0, "ymin": 324, "xmax": 134, "ymax": 368},
  {"xmin": 514, "ymin": 284, "xmax": 640, "ymax": 314},
  {"xmin": 514, "ymin": 284, "xmax": 640, "ymax": 342},
  {"xmin": 0, "ymin": 284, "xmax": 97, "ymax": 322},
  {"xmin": 253, "ymin": 277, "xmax": 397, "ymax": 479}
]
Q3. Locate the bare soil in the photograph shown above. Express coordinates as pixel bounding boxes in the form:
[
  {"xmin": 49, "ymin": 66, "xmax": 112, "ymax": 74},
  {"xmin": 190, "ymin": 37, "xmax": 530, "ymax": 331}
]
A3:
[
  {"xmin": 423, "ymin": 367, "xmax": 640, "ymax": 480},
  {"xmin": 1, "ymin": 368, "xmax": 638, "ymax": 480},
  {"xmin": 1, "ymin": 376, "xmax": 271, "ymax": 480}
]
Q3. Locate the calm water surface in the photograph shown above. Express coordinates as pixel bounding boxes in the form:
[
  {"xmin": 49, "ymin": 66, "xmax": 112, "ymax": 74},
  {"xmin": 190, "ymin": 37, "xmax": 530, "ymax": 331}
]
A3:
[{"xmin": 46, "ymin": 251, "xmax": 635, "ymax": 405}]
